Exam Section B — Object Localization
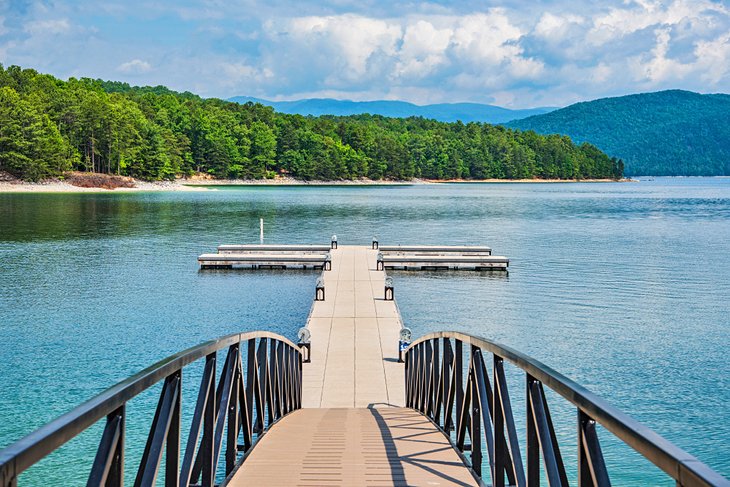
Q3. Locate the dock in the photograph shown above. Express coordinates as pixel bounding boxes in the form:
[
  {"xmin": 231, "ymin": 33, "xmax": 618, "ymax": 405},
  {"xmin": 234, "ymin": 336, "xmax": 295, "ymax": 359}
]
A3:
[{"xmin": 229, "ymin": 244, "xmax": 478, "ymax": 486}]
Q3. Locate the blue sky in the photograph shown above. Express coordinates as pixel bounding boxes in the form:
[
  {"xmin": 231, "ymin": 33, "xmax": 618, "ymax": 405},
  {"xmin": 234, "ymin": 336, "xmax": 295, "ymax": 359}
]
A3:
[{"xmin": 0, "ymin": 0, "xmax": 728, "ymax": 108}]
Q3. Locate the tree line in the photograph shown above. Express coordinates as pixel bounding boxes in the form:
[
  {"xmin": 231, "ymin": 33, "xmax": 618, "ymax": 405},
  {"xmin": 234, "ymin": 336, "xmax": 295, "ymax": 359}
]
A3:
[{"xmin": 0, "ymin": 64, "xmax": 623, "ymax": 181}]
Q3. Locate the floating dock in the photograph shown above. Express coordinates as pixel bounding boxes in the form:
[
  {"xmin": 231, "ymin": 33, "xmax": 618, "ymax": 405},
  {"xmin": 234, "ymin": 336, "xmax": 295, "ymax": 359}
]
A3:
[
  {"xmin": 378, "ymin": 244, "xmax": 492, "ymax": 255},
  {"xmin": 198, "ymin": 253, "xmax": 331, "ymax": 270},
  {"xmin": 199, "ymin": 241, "xmax": 509, "ymax": 271},
  {"xmin": 377, "ymin": 244, "xmax": 508, "ymax": 271},
  {"xmin": 218, "ymin": 244, "xmax": 331, "ymax": 254},
  {"xmin": 199, "ymin": 243, "xmax": 332, "ymax": 269}
]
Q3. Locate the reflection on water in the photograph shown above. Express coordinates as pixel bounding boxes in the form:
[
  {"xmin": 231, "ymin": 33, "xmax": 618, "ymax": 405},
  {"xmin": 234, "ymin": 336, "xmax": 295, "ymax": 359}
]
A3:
[{"xmin": 1, "ymin": 178, "xmax": 729, "ymax": 484}]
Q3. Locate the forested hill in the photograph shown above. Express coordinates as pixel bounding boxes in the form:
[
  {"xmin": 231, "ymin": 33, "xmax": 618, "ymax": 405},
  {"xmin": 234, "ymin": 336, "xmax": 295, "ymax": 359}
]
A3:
[
  {"xmin": 0, "ymin": 65, "xmax": 622, "ymax": 181},
  {"xmin": 507, "ymin": 90, "xmax": 730, "ymax": 176},
  {"xmin": 229, "ymin": 96, "xmax": 556, "ymax": 124}
]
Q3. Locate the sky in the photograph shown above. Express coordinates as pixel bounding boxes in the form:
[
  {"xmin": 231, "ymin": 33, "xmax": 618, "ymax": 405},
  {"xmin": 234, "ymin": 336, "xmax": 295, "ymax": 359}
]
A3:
[{"xmin": 0, "ymin": 0, "xmax": 728, "ymax": 108}]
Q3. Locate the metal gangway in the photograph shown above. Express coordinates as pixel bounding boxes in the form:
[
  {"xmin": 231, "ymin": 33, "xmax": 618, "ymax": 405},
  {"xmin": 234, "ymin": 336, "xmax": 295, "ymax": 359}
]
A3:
[{"xmin": 1, "ymin": 246, "xmax": 727, "ymax": 486}]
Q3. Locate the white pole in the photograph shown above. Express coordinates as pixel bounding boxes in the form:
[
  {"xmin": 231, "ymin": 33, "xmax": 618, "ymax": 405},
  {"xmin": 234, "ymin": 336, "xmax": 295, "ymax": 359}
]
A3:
[{"xmin": 260, "ymin": 218, "xmax": 264, "ymax": 244}]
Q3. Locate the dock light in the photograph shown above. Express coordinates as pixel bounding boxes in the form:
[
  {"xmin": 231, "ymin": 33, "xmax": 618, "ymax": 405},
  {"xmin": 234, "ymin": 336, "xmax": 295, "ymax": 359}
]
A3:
[
  {"xmin": 376, "ymin": 251, "xmax": 384, "ymax": 271},
  {"xmin": 384, "ymin": 276, "xmax": 394, "ymax": 301},
  {"xmin": 331, "ymin": 235, "xmax": 338, "ymax": 249},
  {"xmin": 315, "ymin": 277, "xmax": 325, "ymax": 301},
  {"xmin": 297, "ymin": 327, "xmax": 312, "ymax": 363},
  {"xmin": 372, "ymin": 236, "xmax": 379, "ymax": 249},
  {"xmin": 398, "ymin": 327, "xmax": 412, "ymax": 363},
  {"xmin": 324, "ymin": 254, "xmax": 332, "ymax": 271}
]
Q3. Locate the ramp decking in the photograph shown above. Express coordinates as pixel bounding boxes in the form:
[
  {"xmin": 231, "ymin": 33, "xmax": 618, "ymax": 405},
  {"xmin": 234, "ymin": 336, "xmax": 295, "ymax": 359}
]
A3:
[{"xmin": 228, "ymin": 408, "xmax": 478, "ymax": 487}]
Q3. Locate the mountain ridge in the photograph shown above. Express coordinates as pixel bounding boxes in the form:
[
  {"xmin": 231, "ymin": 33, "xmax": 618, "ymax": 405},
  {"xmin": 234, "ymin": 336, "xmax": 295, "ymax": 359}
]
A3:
[
  {"xmin": 507, "ymin": 89, "xmax": 730, "ymax": 176},
  {"xmin": 229, "ymin": 96, "xmax": 557, "ymax": 124}
]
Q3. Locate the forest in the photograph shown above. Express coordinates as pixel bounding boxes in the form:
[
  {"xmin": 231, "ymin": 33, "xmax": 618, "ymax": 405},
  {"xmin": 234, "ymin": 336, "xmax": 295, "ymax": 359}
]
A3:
[
  {"xmin": 0, "ymin": 65, "xmax": 623, "ymax": 181},
  {"xmin": 508, "ymin": 89, "xmax": 730, "ymax": 176}
]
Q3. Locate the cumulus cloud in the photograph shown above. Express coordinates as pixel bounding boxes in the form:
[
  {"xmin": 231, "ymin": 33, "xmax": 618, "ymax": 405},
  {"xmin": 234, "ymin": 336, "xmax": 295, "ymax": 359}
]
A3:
[
  {"xmin": 0, "ymin": 0, "xmax": 729, "ymax": 108},
  {"xmin": 116, "ymin": 59, "xmax": 152, "ymax": 74}
]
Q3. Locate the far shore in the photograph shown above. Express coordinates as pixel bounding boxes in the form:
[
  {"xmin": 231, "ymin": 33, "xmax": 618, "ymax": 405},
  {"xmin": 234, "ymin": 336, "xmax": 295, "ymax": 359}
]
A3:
[{"xmin": 0, "ymin": 176, "xmax": 633, "ymax": 193}]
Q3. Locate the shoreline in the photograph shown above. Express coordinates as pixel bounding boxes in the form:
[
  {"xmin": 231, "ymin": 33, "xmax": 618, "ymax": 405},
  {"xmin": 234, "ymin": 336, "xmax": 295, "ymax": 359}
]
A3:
[{"xmin": 0, "ymin": 176, "xmax": 633, "ymax": 193}]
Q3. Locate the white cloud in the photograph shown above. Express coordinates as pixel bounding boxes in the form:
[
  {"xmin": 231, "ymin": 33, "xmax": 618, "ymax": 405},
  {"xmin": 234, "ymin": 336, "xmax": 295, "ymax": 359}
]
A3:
[
  {"xmin": 284, "ymin": 14, "xmax": 402, "ymax": 79},
  {"xmin": 694, "ymin": 32, "xmax": 730, "ymax": 84},
  {"xmin": 394, "ymin": 20, "xmax": 451, "ymax": 78},
  {"xmin": 589, "ymin": 0, "xmax": 728, "ymax": 46},
  {"xmin": 116, "ymin": 59, "xmax": 152, "ymax": 74},
  {"xmin": 534, "ymin": 12, "xmax": 585, "ymax": 40},
  {"xmin": 630, "ymin": 28, "xmax": 692, "ymax": 84},
  {"xmin": 24, "ymin": 19, "xmax": 70, "ymax": 36},
  {"xmin": 452, "ymin": 11, "xmax": 523, "ymax": 67}
]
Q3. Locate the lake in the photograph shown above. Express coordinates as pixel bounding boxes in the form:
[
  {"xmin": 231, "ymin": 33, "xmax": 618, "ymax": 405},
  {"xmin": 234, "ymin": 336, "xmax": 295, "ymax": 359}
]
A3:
[{"xmin": 1, "ymin": 178, "xmax": 729, "ymax": 485}]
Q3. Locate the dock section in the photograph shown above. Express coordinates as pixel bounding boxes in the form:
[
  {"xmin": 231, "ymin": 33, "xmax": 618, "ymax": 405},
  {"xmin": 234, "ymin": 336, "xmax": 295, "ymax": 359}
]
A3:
[
  {"xmin": 302, "ymin": 245, "xmax": 405, "ymax": 408},
  {"xmin": 198, "ymin": 243, "xmax": 331, "ymax": 269},
  {"xmin": 378, "ymin": 244, "xmax": 508, "ymax": 271}
]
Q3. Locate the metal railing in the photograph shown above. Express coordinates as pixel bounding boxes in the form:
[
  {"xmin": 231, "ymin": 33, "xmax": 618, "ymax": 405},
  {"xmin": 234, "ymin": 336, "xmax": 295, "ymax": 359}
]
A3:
[
  {"xmin": 405, "ymin": 331, "xmax": 729, "ymax": 487},
  {"xmin": 0, "ymin": 331, "xmax": 303, "ymax": 487}
]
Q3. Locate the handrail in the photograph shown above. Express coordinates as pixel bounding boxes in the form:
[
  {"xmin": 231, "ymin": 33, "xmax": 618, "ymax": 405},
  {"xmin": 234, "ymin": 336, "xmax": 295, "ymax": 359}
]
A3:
[
  {"xmin": 0, "ymin": 330, "xmax": 303, "ymax": 487},
  {"xmin": 406, "ymin": 331, "xmax": 729, "ymax": 487}
]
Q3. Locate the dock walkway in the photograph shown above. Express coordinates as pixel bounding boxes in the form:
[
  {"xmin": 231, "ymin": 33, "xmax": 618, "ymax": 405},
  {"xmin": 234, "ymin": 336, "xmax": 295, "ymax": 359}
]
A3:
[
  {"xmin": 228, "ymin": 246, "xmax": 479, "ymax": 486},
  {"xmin": 302, "ymin": 245, "xmax": 404, "ymax": 407}
]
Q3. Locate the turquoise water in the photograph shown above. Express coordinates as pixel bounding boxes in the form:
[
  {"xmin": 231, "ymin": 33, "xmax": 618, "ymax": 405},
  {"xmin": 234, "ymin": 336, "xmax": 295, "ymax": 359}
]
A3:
[{"xmin": 1, "ymin": 178, "xmax": 729, "ymax": 485}]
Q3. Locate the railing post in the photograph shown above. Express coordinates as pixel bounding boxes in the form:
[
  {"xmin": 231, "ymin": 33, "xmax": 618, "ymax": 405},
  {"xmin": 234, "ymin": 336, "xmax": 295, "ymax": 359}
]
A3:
[
  {"xmin": 578, "ymin": 410, "xmax": 611, "ymax": 487},
  {"xmin": 526, "ymin": 374, "xmax": 539, "ymax": 487},
  {"xmin": 226, "ymin": 349, "xmax": 240, "ymax": 476},
  {"xmin": 470, "ymin": 350, "xmax": 482, "ymax": 477},
  {"xmin": 493, "ymin": 355, "xmax": 506, "ymax": 487},
  {"xmin": 404, "ymin": 346, "xmax": 410, "ymax": 406},
  {"xmin": 201, "ymin": 353, "xmax": 216, "ymax": 487},
  {"xmin": 166, "ymin": 373, "xmax": 181, "ymax": 487},
  {"xmin": 87, "ymin": 404, "xmax": 125, "ymax": 487},
  {"xmin": 455, "ymin": 339, "xmax": 464, "ymax": 435}
]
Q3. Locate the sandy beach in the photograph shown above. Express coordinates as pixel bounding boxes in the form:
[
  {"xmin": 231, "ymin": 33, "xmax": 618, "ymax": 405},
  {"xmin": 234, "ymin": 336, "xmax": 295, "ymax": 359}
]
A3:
[{"xmin": 0, "ymin": 175, "xmax": 629, "ymax": 193}]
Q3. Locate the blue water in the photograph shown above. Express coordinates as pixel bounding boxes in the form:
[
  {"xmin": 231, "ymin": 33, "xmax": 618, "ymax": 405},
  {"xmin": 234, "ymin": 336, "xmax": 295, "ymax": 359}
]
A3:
[{"xmin": 1, "ymin": 178, "xmax": 728, "ymax": 485}]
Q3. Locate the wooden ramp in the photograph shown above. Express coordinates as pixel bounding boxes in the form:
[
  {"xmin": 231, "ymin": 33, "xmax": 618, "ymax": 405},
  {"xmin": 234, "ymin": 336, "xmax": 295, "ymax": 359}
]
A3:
[{"xmin": 228, "ymin": 408, "xmax": 479, "ymax": 487}]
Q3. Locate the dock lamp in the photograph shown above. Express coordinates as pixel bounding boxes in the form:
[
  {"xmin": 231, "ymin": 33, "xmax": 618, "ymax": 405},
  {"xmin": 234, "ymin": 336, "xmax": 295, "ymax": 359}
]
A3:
[
  {"xmin": 372, "ymin": 236, "xmax": 379, "ymax": 249},
  {"xmin": 331, "ymin": 235, "xmax": 338, "ymax": 249},
  {"xmin": 384, "ymin": 276, "xmax": 394, "ymax": 301},
  {"xmin": 398, "ymin": 327, "xmax": 412, "ymax": 363},
  {"xmin": 315, "ymin": 277, "xmax": 325, "ymax": 301},
  {"xmin": 297, "ymin": 327, "xmax": 312, "ymax": 363}
]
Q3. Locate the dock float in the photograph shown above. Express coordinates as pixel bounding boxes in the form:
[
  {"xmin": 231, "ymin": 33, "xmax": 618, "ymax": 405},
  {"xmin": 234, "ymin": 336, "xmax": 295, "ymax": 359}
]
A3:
[
  {"xmin": 199, "ymin": 243, "xmax": 333, "ymax": 269},
  {"xmin": 198, "ymin": 253, "xmax": 331, "ymax": 269},
  {"xmin": 218, "ymin": 244, "xmax": 331, "ymax": 253},
  {"xmin": 377, "ymin": 244, "xmax": 508, "ymax": 271},
  {"xmin": 378, "ymin": 244, "xmax": 492, "ymax": 255}
]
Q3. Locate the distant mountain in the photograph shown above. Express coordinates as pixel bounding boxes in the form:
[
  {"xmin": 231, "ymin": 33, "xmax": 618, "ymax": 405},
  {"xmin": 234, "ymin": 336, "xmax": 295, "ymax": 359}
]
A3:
[
  {"xmin": 507, "ymin": 90, "xmax": 730, "ymax": 176},
  {"xmin": 228, "ymin": 96, "xmax": 557, "ymax": 124}
]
